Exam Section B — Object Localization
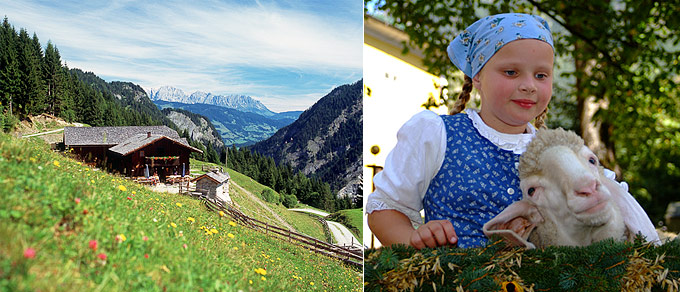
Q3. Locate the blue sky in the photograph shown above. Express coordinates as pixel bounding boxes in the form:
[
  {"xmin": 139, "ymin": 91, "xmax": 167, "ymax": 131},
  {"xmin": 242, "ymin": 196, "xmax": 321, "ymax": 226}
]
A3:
[{"xmin": 0, "ymin": 0, "xmax": 363, "ymax": 112}]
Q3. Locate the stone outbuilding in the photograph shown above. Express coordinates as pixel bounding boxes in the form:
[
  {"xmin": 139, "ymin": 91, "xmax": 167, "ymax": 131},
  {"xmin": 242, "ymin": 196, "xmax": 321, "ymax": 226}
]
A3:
[{"xmin": 192, "ymin": 171, "xmax": 231, "ymax": 203}]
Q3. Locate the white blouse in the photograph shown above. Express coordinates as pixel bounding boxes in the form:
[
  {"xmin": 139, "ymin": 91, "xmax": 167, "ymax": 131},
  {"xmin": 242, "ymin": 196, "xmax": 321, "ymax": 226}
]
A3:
[{"xmin": 366, "ymin": 110, "xmax": 659, "ymax": 243}]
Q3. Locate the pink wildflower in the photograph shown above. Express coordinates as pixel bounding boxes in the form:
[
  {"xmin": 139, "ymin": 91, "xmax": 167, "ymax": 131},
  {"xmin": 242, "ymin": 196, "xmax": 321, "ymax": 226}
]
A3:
[
  {"xmin": 23, "ymin": 248, "xmax": 36, "ymax": 259},
  {"xmin": 144, "ymin": 254, "xmax": 149, "ymax": 259},
  {"xmin": 127, "ymin": 197, "xmax": 132, "ymax": 200},
  {"xmin": 89, "ymin": 240, "xmax": 98, "ymax": 251},
  {"xmin": 97, "ymin": 253, "xmax": 107, "ymax": 260},
  {"xmin": 183, "ymin": 244, "xmax": 188, "ymax": 249},
  {"xmin": 143, "ymin": 236, "xmax": 149, "ymax": 241},
  {"xmin": 74, "ymin": 198, "xmax": 81, "ymax": 204}
]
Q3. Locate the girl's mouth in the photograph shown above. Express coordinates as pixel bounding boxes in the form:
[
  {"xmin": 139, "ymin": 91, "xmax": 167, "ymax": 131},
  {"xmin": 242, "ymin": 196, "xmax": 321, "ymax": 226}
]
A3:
[{"xmin": 512, "ymin": 99, "xmax": 536, "ymax": 109}]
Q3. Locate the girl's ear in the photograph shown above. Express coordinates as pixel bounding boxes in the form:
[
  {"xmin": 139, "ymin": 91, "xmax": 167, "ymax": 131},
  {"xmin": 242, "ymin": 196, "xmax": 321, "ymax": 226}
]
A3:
[{"xmin": 472, "ymin": 74, "xmax": 482, "ymax": 91}]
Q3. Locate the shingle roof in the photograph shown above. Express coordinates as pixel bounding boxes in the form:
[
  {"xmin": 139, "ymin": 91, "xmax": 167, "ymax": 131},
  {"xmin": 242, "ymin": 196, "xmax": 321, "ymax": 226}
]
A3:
[
  {"xmin": 63, "ymin": 126, "xmax": 181, "ymax": 146},
  {"xmin": 192, "ymin": 171, "xmax": 230, "ymax": 184},
  {"xmin": 108, "ymin": 134, "xmax": 202, "ymax": 156}
]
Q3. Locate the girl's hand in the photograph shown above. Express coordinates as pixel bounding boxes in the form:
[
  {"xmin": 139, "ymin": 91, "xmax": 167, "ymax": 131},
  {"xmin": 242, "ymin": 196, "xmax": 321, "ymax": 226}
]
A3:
[{"xmin": 410, "ymin": 220, "xmax": 458, "ymax": 249}]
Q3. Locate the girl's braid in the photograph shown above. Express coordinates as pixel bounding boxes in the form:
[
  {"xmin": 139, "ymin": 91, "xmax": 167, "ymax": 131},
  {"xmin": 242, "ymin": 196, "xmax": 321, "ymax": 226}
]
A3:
[
  {"xmin": 449, "ymin": 75, "xmax": 473, "ymax": 115},
  {"xmin": 533, "ymin": 107, "xmax": 548, "ymax": 129}
]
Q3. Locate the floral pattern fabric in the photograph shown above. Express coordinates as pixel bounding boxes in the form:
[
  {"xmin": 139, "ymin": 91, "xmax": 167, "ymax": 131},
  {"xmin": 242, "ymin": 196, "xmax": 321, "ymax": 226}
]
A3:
[{"xmin": 423, "ymin": 113, "xmax": 522, "ymax": 248}]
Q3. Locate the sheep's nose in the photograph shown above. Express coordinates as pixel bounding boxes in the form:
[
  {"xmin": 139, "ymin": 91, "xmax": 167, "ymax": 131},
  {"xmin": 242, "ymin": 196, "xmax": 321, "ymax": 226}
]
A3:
[{"xmin": 575, "ymin": 180, "xmax": 598, "ymax": 196}]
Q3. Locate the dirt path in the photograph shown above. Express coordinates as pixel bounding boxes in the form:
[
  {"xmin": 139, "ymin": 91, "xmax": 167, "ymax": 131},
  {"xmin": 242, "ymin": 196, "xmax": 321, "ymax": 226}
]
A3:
[
  {"xmin": 230, "ymin": 181, "xmax": 296, "ymax": 232},
  {"xmin": 289, "ymin": 208, "xmax": 360, "ymax": 247}
]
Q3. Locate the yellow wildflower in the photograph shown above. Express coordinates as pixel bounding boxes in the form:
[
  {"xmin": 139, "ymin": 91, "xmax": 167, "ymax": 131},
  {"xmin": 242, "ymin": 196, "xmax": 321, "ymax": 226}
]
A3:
[
  {"xmin": 116, "ymin": 234, "xmax": 126, "ymax": 242},
  {"xmin": 170, "ymin": 222, "xmax": 177, "ymax": 228},
  {"xmin": 228, "ymin": 221, "xmax": 237, "ymax": 227},
  {"xmin": 254, "ymin": 268, "xmax": 267, "ymax": 275},
  {"xmin": 53, "ymin": 161, "xmax": 60, "ymax": 167},
  {"xmin": 233, "ymin": 247, "xmax": 238, "ymax": 250},
  {"xmin": 210, "ymin": 228, "xmax": 218, "ymax": 234},
  {"xmin": 91, "ymin": 180, "xmax": 95, "ymax": 184},
  {"xmin": 118, "ymin": 185, "xmax": 127, "ymax": 192},
  {"xmin": 176, "ymin": 203, "xmax": 182, "ymax": 207},
  {"xmin": 187, "ymin": 217, "xmax": 195, "ymax": 223},
  {"xmin": 249, "ymin": 280, "xmax": 253, "ymax": 285},
  {"xmin": 132, "ymin": 191, "xmax": 136, "ymax": 195},
  {"xmin": 261, "ymin": 276, "xmax": 266, "ymax": 281},
  {"xmin": 227, "ymin": 233, "xmax": 234, "ymax": 239},
  {"xmin": 219, "ymin": 211, "xmax": 225, "ymax": 217},
  {"xmin": 310, "ymin": 282, "xmax": 315, "ymax": 286}
]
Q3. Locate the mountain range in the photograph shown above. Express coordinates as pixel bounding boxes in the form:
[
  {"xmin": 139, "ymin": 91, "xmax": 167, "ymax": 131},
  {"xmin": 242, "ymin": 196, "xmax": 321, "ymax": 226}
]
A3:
[
  {"xmin": 251, "ymin": 80, "xmax": 363, "ymax": 197},
  {"xmin": 154, "ymin": 100, "xmax": 300, "ymax": 147},
  {"xmin": 148, "ymin": 86, "xmax": 275, "ymax": 117}
]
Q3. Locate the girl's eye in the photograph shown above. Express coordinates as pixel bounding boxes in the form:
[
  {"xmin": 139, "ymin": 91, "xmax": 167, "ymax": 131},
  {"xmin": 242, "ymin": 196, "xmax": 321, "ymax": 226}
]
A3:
[
  {"xmin": 588, "ymin": 157, "xmax": 598, "ymax": 165},
  {"xmin": 527, "ymin": 187, "xmax": 536, "ymax": 196},
  {"xmin": 504, "ymin": 70, "xmax": 517, "ymax": 76},
  {"xmin": 535, "ymin": 73, "xmax": 548, "ymax": 79}
]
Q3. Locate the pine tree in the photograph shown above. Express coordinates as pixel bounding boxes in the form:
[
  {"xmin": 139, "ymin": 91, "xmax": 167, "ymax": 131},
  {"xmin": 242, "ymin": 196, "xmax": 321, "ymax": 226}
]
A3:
[
  {"xmin": 43, "ymin": 41, "xmax": 62, "ymax": 115},
  {"xmin": 0, "ymin": 18, "xmax": 21, "ymax": 114}
]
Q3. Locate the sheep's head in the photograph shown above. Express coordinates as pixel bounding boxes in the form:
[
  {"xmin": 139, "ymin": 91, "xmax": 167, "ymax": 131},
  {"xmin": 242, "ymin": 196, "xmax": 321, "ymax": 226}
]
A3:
[
  {"xmin": 518, "ymin": 128, "xmax": 615, "ymax": 226},
  {"xmin": 483, "ymin": 128, "xmax": 618, "ymax": 248}
]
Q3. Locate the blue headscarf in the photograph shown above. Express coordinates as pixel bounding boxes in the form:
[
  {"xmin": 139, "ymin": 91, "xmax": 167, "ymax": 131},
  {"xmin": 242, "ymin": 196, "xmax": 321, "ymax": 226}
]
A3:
[{"xmin": 447, "ymin": 13, "xmax": 554, "ymax": 78}]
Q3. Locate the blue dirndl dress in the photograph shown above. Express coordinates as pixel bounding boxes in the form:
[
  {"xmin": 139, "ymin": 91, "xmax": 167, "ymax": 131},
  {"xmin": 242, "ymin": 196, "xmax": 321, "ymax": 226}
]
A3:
[{"xmin": 423, "ymin": 113, "xmax": 523, "ymax": 248}]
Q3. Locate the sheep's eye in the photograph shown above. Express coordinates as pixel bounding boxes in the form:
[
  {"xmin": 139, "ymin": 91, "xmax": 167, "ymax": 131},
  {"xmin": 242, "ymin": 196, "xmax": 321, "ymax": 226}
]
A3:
[
  {"xmin": 527, "ymin": 187, "xmax": 536, "ymax": 196},
  {"xmin": 588, "ymin": 157, "xmax": 597, "ymax": 165}
]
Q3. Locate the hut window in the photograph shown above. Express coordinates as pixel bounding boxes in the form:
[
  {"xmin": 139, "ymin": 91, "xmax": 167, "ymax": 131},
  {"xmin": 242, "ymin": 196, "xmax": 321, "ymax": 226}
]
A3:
[{"xmin": 140, "ymin": 151, "xmax": 144, "ymax": 157}]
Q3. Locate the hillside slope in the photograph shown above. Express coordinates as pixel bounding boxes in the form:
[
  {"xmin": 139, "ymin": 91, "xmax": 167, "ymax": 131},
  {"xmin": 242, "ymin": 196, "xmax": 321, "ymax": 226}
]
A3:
[
  {"xmin": 250, "ymin": 80, "xmax": 363, "ymax": 197},
  {"xmin": 0, "ymin": 133, "xmax": 361, "ymax": 291}
]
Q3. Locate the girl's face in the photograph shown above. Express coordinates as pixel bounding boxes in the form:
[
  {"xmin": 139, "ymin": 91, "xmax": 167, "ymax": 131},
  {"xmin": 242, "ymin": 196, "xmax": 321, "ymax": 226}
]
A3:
[{"xmin": 473, "ymin": 39, "xmax": 554, "ymax": 134}]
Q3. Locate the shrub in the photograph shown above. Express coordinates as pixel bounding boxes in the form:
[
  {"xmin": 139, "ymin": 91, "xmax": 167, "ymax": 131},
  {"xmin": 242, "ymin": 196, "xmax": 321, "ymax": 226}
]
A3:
[
  {"xmin": 260, "ymin": 188, "xmax": 278, "ymax": 204},
  {"xmin": 282, "ymin": 193, "xmax": 298, "ymax": 208}
]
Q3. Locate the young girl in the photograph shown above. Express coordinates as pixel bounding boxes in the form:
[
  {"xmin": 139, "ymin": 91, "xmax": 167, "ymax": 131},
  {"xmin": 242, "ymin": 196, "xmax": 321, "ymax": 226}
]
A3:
[{"xmin": 366, "ymin": 13, "xmax": 658, "ymax": 249}]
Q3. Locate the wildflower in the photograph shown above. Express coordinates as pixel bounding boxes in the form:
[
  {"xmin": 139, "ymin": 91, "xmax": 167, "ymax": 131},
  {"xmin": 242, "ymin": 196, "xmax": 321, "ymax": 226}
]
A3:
[
  {"xmin": 261, "ymin": 276, "xmax": 266, "ymax": 281},
  {"xmin": 116, "ymin": 234, "xmax": 127, "ymax": 242},
  {"xmin": 90, "ymin": 179, "xmax": 95, "ymax": 184},
  {"xmin": 227, "ymin": 233, "xmax": 234, "ymax": 239},
  {"xmin": 82, "ymin": 209, "xmax": 88, "ymax": 215},
  {"xmin": 89, "ymin": 240, "xmax": 98, "ymax": 251},
  {"xmin": 144, "ymin": 254, "xmax": 149, "ymax": 259},
  {"xmin": 249, "ymin": 280, "xmax": 253, "ymax": 285},
  {"xmin": 97, "ymin": 253, "xmax": 107, "ymax": 260},
  {"xmin": 118, "ymin": 185, "xmax": 127, "ymax": 192},
  {"xmin": 219, "ymin": 211, "xmax": 225, "ymax": 217},
  {"xmin": 143, "ymin": 236, "xmax": 149, "ymax": 241},
  {"xmin": 127, "ymin": 197, "xmax": 132, "ymax": 200},
  {"xmin": 310, "ymin": 282, "xmax": 315, "ymax": 286},
  {"xmin": 187, "ymin": 217, "xmax": 195, "ymax": 223},
  {"xmin": 23, "ymin": 248, "xmax": 36, "ymax": 259},
  {"xmin": 170, "ymin": 222, "xmax": 177, "ymax": 228},
  {"xmin": 153, "ymin": 218, "xmax": 158, "ymax": 222},
  {"xmin": 233, "ymin": 247, "xmax": 238, "ymax": 250},
  {"xmin": 74, "ymin": 198, "xmax": 81, "ymax": 204},
  {"xmin": 175, "ymin": 203, "xmax": 182, "ymax": 207},
  {"xmin": 228, "ymin": 221, "xmax": 237, "ymax": 227},
  {"xmin": 53, "ymin": 161, "xmax": 60, "ymax": 167},
  {"xmin": 183, "ymin": 244, "xmax": 188, "ymax": 249},
  {"xmin": 254, "ymin": 268, "xmax": 267, "ymax": 275},
  {"xmin": 132, "ymin": 191, "xmax": 136, "ymax": 195},
  {"xmin": 210, "ymin": 228, "xmax": 218, "ymax": 234}
]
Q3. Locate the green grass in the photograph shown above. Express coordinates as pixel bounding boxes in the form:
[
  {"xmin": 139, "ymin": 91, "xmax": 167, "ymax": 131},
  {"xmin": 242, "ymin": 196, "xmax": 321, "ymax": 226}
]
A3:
[
  {"xmin": 0, "ymin": 134, "xmax": 361, "ymax": 291},
  {"xmin": 326, "ymin": 209, "xmax": 363, "ymax": 244},
  {"xmin": 192, "ymin": 159, "xmax": 328, "ymax": 241}
]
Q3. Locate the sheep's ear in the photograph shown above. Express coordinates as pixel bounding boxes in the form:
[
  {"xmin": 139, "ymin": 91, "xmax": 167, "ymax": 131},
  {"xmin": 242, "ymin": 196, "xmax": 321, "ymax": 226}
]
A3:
[
  {"xmin": 482, "ymin": 201, "xmax": 544, "ymax": 249},
  {"xmin": 601, "ymin": 177, "xmax": 660, "ymax": 244}
]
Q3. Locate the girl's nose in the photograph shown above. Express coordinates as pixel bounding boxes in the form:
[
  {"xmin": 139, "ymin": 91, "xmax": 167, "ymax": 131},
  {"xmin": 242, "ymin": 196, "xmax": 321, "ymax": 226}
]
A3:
[{"xmin": 519, "ymin": 77, "xmax": 537, "ymax": 94}]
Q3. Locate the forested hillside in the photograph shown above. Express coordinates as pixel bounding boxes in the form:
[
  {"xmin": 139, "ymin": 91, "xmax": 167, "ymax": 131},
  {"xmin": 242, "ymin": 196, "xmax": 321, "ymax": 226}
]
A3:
[
  {"xmin": 0, "ymin": 18, "xmax": 165, "ymax": 128},
  {"xmin": 250, "ymin": 80, "xmax": 362, "ymax": 197}
]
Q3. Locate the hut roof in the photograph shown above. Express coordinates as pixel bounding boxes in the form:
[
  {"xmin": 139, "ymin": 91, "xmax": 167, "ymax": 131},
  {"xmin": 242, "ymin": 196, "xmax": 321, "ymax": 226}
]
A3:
[
  {"xmin": 63, "ymin": 126, "xmax": 182, "ymax": 147},
  {"xmin": 192, "ymin": 171, "xmax": 230, "ymax": 184},
  {"xmin": 108, "ymin": 134, "xmax": 203, "ymax": 156}
]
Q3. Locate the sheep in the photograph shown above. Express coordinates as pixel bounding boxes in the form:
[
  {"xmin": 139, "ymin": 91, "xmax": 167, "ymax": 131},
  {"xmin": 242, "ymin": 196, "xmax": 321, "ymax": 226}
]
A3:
[{"xmin": 482, "ymin": 128, "xmax": 638, "ymax": 249}]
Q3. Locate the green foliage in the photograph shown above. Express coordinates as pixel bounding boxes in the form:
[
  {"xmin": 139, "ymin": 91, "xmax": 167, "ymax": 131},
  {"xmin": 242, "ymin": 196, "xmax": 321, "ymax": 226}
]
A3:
[
  {"xmin": 282, "ymin": 192, "xmax": 298, "ymax": 208},
  {"xmin": 260, "ymin": 188, "xmax": 279, "ymax": 204},
  {"xmin": 0, "ymin": 133, "xmax": 362, "ymax": 291},
  {"xmin": 365, "ymin": 239, "xmax": 680, "ymax": 291},
  {"xmin": 226, "ymin": 146, "xmax": 347, "ymax": 212},
  {"xmin": 367, "ymin": 0, "xmax": 680, "ymax": 223}
]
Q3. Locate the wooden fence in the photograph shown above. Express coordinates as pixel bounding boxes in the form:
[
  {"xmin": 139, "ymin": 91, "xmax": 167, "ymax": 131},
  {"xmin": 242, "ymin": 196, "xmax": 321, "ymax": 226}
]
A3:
[{"xmin": 201, "ymin": 197, "xmax": 363, "ymax": 268}]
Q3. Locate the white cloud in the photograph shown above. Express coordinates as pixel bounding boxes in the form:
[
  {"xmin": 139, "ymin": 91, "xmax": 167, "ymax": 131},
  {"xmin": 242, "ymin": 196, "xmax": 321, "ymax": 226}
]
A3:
[{"xmin": 0, "ymin": 0, "xmax": 362, "ymax": 111}]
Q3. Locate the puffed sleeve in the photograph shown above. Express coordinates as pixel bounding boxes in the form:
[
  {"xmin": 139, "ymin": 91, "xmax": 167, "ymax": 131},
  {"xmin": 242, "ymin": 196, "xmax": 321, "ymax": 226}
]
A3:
[{"xmin": 365, "ymin": 110, "xmax": 447, "ymax": 226}]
